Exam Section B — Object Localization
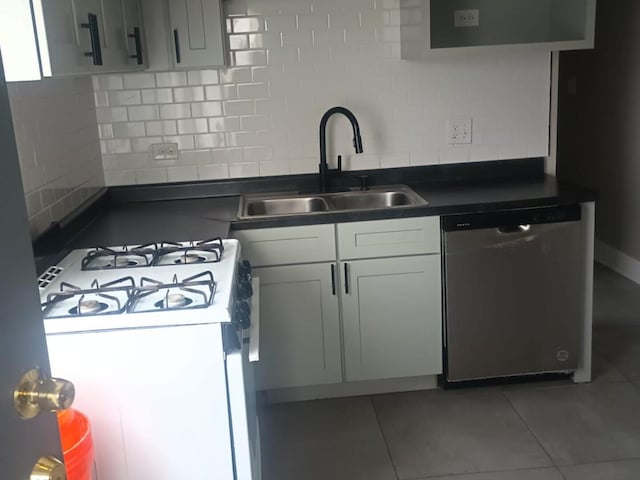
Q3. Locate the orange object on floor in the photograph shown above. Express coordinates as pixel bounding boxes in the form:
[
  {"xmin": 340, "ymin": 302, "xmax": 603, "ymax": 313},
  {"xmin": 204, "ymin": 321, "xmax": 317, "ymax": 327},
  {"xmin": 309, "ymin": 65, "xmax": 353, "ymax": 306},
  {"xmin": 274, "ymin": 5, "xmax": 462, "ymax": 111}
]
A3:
[{"xmin": 57, "ymin": 409, "xmax": 95, "ymax": 480}]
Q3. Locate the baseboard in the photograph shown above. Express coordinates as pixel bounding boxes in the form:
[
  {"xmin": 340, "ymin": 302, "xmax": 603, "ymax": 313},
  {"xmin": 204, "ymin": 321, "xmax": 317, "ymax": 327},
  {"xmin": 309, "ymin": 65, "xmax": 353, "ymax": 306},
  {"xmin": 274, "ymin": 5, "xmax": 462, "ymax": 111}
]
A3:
[
  {"xmin": 261, "ymin": 375, "xmax": 439, "ymax": 404},
  {"xmin": 595, "ymin": 240, "xmax": 640, "ymax": 285}
]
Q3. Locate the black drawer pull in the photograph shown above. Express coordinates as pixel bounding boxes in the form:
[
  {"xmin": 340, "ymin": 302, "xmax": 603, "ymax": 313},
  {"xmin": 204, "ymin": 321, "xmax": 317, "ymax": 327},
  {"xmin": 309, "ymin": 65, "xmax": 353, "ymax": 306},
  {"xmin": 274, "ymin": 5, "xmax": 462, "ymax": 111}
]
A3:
[
  {"xmin": 330, "ymin": 264, "xmax": 336, "ymax": 295},
  {"xmin": 344, "ymin": 263, "xmax": 349, "ymax": 294},
  {"xmin": 173, "ymin": 28, "xmax": 182, "ymax": 64},
  {"xmin": 81, "ymin": 13, "xmax": 103, "ymax": 66},
  {"xmin": 128, "ymin": 27, "xmax": 143, "ymax": 65}
]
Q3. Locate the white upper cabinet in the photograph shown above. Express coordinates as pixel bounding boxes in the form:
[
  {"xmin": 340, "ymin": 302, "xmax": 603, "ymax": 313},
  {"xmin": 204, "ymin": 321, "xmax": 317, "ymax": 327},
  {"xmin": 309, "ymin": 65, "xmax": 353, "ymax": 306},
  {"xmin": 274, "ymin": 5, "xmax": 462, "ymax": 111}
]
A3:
[
  {"xmin": 122, "ymin": 0, "xmax": 146, "ymax": 67},
  {"xmin": 401, "ymin": 0, "xmax": 597, "ymax": 59},
  {"xmin": 0, "ymin": 0, "xmax": 145, "ymax": 81},
  {"xmin": 141, "ymin": 0, "xmax": 228, "ymax": 71}
]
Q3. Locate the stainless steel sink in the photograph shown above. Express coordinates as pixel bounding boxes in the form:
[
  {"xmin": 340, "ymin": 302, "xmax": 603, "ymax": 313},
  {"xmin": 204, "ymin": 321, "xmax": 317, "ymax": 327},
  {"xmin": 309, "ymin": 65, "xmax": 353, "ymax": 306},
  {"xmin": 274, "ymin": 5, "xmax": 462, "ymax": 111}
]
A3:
[
  {"xmin": 239, "ymin": 185, "xmax": 428, "ymax": 219},
  {"xmin": 245, "ymin": 197, "xmax": 329, "ymax": 216},
  {"xmin": 329, "ymin": 191, "xmax": 414, "ymax": 210}
]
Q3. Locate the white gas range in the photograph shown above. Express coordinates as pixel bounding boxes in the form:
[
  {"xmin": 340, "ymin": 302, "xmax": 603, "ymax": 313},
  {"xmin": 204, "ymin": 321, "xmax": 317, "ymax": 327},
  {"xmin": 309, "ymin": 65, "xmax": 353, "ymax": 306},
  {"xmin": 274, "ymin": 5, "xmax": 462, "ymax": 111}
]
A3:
[{"xmin": 38, "ymin": 238, "xmax": 261, "ymax": 480}]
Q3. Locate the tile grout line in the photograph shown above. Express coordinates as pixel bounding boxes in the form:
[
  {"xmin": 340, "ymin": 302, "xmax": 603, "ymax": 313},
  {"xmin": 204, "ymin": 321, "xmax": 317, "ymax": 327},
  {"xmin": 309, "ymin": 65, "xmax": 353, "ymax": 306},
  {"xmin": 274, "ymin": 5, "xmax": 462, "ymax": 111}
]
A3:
[
  {"xmin": 501, "ymin": 391, "xmax": 559, "ymax": 470},
  {"xmin": 370, "ymin": 395, "xmax": 401, "ymax": 480}
]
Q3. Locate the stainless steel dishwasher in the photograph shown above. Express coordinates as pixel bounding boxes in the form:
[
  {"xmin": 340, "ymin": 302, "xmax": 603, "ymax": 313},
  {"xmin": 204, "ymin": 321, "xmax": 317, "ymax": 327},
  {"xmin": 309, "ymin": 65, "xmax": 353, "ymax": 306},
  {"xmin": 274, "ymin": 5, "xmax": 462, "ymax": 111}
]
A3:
[{"xmin": 442, "ymin": 205, "xmax": 585, "ymax": 383}]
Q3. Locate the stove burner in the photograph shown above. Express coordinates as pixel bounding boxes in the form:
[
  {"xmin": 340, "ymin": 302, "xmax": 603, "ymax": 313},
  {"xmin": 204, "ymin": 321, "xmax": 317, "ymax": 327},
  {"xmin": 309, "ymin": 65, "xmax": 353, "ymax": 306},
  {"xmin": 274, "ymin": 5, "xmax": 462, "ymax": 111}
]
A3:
[
  {"xmin": 154, "ymin": 293, "xmax": 194, "ymax": 309},
  {"xmin": 69, "ymin": 300, "xmax": 109, "ymax": 315},
  {"xmin": 106, "ymin": 257, "xmax": 140, "ymax": 268},
  {"xmin": 174, "ymin": 254, "xmax": 206, "ymax": 265}
]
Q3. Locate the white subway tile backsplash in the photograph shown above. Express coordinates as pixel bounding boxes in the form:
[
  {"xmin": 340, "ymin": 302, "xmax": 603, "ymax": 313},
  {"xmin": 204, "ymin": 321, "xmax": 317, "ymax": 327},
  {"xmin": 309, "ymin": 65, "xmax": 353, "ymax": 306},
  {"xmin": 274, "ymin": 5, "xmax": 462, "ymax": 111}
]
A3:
[
  {"xmin": 178, "ymin": 119, "xmax": 209, "ymax": 134},
  {"xmin": 108, "ymin": 90, "xmax": 142, "ymax": 106},
  {"xmin": 96, "ymin": 107, "xmax": 128, "ymax": 123},
  {"xmin": 205, "ymin": 85, "xmax": 238, "ymax": 101},
  {"xmin": 102, "ymin": 153, "xmax": 149, "ymax": 170},
  {"xmin": 146, "ymin": 120, "xmax": 178, "ymax": 136},
  {"xmin": 91, "ymin": 0, "xmax": 551, "ymax": 186},
  {"xmin": 191, "ymin": 101, "xmax": 224, "ymax": 117},
  {"xmin": 123, "ymin": 73, "xmax": 156, "ymax": 89},
  {"xmin": 159, "ymin": 104, "xmax": 192, "ymax": 120},
  {"xmin": 136, "ymin": 168, "xmax": 168, "ymax": 184},
  {"xmin": 142, "ymin": 88, "xmax": 174, "ymax": 104},
  {"xmin": 113, "ymin": 122, "xmax": 146, "ymax": 138},
  {"xmin": 181, "ymin": 149, "xmax": 213, "ymax": 164},
  {"xmin": 229, "ymin": 162, "xmax": 260, "ymax": 178},
  {"xmin": 101, "ymin": 139, "xmax": 132, "ymax": 154},
  {"xmin": 128, "ymin": 105, "xmax": 160, "ymax": 121},
  {"xmin": 163, "ymin": 135, "xmax": 196, "ymax": 150},
  {"xmin": 167, "ymin": 166, "xmax": 198, "ymax": 182},
  {"xmin": 156, "ymin": 72, "xmax": 188, "ymax": 87},
  {"xmin": 223, "ymin": 100, "xmax": 255, "ymax": 116},
  {"xmin": 219, "ymin": 68, "xmax": 252, "ymax": 84},
  {"xmin": 173, "ymin": 86, "xmax": 205, "ymax": 103},
  {"xmin": 198, "ymin": 164, "xmax": 230, "ymax": 180},
  {"xmin": 195, "ymin": 133, "xmax": 227, "ymax": 149},
  {"xmin": 187, "ymin": 69, "xmax": 221, "ymax": 85}
]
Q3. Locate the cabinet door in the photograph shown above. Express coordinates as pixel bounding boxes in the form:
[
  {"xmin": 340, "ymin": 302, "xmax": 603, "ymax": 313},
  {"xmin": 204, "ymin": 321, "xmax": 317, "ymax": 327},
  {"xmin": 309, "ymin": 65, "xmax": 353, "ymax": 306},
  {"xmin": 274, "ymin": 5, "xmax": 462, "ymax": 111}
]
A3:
[
  {"xmin": 100, "ymin": 0, "xmax": 129, "ymax": 70},
  {"xmin": 36, "ymin": 0, "xmax": 103, "ymax": 76},
  {"xmin": 254, "ymin": 263, "xmax": 342, "ymax": 390},
  {"xmin": 122, "ymin": 0, "xmax": 146, "ymax": 67},
  {"xmin": 168, "ymin": 0, "xmax": 227, "ymax": 68},
  {"xmin": 341, "ymin": 255, "xmax": 442, "ymax": 382}
]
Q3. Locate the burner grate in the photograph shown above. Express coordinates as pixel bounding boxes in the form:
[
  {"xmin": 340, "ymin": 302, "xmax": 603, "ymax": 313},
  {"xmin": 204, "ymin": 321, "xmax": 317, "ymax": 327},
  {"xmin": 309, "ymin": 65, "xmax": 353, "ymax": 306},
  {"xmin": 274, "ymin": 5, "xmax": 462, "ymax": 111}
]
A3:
[
  {"xmin": 128, "ymin": 271, "xmax": 217, "ymax": 313},
  {"xmin": 81, "ymin": 243, "xmax": 158, "ymax": 271},
  {"xmin": 152, "ymin": 237, "xmax": 225, "ymax": 266},
  {"xmin": 41, "ymin": 277, "xmax": 136, "ymax": 319}
]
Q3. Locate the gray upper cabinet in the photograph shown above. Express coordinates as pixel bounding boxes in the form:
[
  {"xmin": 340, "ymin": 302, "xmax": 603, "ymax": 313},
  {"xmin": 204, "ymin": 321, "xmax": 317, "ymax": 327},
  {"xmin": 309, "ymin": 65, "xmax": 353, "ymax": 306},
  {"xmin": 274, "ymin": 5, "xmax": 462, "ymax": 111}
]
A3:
[
  {"xmin": 141, "ymin": 0, "xmax": 228, "ymax": 71},
  {"xmin": 401, "ymin": 0, "xmax": 597, "ymax": 59},
  {"xmin": 0, "ymin": 0, "xmax": 145, "ymax": 80}
]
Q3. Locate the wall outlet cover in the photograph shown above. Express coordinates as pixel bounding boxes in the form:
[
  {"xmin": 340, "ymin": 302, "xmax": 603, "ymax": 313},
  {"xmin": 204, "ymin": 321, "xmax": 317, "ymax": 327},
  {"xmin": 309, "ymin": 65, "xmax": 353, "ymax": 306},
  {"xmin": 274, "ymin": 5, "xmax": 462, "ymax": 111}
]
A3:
[
  {"xmin": 454, "ymin": 9, "xmax": 480, "ymax": 28},
  {"xmin": 152, "ymin": 143, "xmax": 179, "ymax": 160},
  {"xmin": 447, "ymin": 119, "xmax": 472, "ymax": 145}
]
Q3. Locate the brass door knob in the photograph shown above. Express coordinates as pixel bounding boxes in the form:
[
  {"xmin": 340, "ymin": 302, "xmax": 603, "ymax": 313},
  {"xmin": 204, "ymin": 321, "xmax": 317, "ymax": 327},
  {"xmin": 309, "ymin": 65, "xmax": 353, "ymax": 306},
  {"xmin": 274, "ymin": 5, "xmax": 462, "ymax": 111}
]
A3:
[
  {"xmin": 31, "ymin": 456, "xmax": 66, "ymax": 480},
  {"xmin": 14, "ymin": 368, "xmax": 75, "ymax": 419}
]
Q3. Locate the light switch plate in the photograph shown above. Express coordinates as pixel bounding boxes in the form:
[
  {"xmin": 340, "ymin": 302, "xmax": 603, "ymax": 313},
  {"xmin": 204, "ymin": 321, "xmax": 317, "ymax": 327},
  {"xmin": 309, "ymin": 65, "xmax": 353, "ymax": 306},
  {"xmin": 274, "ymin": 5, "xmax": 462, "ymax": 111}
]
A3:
[
  {"xmin": 151, "ymin": 143, "xmax": 179, "ymax": 160},
  {"xmin": 454, "ymin": 9, "xmax": 480, "ymax": 28},
  {"xmin": 447, "ymin": 119, "xmax": 472, "ymax": 144}
]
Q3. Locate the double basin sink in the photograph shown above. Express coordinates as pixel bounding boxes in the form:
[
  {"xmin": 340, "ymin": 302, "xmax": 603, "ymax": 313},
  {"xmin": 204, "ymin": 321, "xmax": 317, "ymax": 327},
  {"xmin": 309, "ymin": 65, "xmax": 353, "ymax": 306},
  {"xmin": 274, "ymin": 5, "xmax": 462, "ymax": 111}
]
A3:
[{"xmin": 239, "ymin": 185, "xmax": 428, "ymax": 218}]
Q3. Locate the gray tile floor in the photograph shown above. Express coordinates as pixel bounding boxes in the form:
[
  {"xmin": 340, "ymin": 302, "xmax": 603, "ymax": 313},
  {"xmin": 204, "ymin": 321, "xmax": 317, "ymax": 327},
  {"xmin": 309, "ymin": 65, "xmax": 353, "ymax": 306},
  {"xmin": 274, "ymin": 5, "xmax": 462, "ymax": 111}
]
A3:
[{"xmin": 259, "ymin": 263, "xmax": 640, "ymax": 480}]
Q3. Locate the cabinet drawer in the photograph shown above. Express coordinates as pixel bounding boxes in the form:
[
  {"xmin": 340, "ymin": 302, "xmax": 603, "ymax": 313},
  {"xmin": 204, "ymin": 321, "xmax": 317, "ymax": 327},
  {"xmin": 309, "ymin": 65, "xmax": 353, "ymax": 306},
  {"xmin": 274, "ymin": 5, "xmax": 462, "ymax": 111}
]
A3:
[
  {"xmin": 337, "ymin": 217, "xmax": 440, "ymax": 260},
  {"xmin": 234, "ymin": 224, "xmax": 336, "ymax": 267}
]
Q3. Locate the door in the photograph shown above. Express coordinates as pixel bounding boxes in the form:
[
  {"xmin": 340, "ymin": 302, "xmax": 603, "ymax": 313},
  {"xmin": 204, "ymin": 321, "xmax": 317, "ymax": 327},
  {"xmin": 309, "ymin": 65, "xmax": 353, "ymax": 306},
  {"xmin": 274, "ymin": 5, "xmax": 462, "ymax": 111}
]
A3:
[
  {"xmin": 36, "ymin": 0, "xmax": 104, "ymax": 76},
  {"xmin": 444, "ymin": 215, "xmax": 584, "ymax": 381},
  {"xmin": 100, "ymin": 0, "xmax": 129, "ymax": 69},
  {"xmin": 168, "ymin": 0, "xmax": 227, "ymax": 68},
  {"xmin": 122, "ymin": 0, "xmax": 145, "ymax": 67},
  {"xmin": 340, "ymin": 255, "xmax": 443, "ymax": 382},
  {"xmin": 253, "ymin": 263, "xmax": 341, "ymax": 390},
  {"xmin": 0, "ymin": 53, "xmax": 66, "ymax": 477}
]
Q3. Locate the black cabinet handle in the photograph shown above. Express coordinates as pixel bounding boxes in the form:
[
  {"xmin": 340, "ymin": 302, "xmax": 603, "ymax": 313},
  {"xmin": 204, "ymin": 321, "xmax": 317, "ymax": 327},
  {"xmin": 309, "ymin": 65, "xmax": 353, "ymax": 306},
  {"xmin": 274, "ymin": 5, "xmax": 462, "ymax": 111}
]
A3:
[
  {"xmin": 330, "ymin": 264, "xmax": 336, "ymax": 295},
  {"xmin": 344, "ymin": 263, "xmax": 349, "ymax": 294},
  {"xmin": 81, "ymin": 13, "xmax": 103, "ymax": 66},
  {"xmin": 173, "ymin": 28, "xmax": 182, "ymax": 64},
  {"xmin": 128, "ymin": 26, "xmax": 143, "ymax": 65}
]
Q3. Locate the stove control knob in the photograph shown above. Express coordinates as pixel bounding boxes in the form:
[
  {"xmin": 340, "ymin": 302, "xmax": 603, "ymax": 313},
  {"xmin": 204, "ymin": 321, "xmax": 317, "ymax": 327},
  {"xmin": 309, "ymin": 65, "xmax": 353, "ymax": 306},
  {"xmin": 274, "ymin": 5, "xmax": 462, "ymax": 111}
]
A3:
[
  {"xmin": 236, "ymin": 301, "xmax": 251, "ymax": 329},
  {"xmin": 239, "ymin": 260, "xmax": 252, "ymax": 280}
]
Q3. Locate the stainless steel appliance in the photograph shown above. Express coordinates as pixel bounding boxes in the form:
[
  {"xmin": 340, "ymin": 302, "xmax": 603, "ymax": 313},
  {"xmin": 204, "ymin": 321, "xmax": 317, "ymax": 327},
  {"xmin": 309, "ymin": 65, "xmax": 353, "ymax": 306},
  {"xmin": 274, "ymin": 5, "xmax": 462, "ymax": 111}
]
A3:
[{"xmin": 442, "ymin": 205, "xmax": 585, "ymax": 382}]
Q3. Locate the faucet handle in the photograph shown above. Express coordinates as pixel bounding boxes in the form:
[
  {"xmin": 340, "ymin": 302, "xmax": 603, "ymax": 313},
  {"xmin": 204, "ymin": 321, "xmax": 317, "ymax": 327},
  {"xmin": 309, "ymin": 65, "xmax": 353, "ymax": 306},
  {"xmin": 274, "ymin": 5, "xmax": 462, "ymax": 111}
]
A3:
[{"xmin": 336, "ymin": 155, "xmax": 342, "ymax": 172}]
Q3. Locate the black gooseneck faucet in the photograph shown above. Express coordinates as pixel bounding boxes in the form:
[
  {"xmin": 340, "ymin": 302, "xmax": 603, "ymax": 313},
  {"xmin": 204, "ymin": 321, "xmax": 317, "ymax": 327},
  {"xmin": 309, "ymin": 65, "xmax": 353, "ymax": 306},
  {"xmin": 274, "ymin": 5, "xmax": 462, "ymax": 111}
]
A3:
[{"xmin": 319, "ymin": 106, "xmax": 364, "ymax": 193}]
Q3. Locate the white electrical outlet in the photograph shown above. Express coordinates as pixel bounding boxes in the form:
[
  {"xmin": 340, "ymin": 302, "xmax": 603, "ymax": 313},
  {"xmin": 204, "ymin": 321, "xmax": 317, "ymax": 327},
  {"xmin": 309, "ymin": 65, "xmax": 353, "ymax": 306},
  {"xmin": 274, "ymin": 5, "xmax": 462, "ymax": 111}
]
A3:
[
  {"xmin": 447, "ymin": 119, "xmax": 472, "ymax": 144},
  {"xmin": 152, "ymin": 143, "xmax": 179, "ymax": 160},
  {"xmin": 454, "ymin": 9, "xmax": 480, "ymax": 28}
]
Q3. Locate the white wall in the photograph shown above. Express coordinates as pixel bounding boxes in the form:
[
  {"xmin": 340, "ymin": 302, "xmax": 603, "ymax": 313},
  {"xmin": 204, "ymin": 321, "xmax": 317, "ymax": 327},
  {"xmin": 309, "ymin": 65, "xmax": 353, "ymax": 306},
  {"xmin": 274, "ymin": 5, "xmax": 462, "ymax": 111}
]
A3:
[
  {"xmin": 8, "ymin": 77, "xmax": 105, "ymax": 238},
  {"xmin": 94, "ymin": 0, "xmax": 552, "ymax": 186}
]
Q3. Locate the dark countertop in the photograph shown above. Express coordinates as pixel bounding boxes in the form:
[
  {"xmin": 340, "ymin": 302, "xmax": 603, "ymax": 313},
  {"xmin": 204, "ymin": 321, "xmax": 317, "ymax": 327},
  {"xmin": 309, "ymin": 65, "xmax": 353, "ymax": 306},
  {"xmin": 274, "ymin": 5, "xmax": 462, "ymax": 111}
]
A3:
[
  {"xmin": 230, "ymin": 176, "xmax": 596, "ymax": 230},
  {"xmin": 32, "ymin": 159, "xmax": 596, "ymax": 274}
]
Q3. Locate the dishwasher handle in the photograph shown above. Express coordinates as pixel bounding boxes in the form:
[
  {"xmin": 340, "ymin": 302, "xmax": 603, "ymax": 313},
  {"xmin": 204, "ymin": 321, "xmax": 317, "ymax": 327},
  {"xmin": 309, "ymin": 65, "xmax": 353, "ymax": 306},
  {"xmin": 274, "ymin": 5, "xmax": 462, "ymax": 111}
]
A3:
[{"xmin": 497, "ymin": 224, "xmax": 531, "ymax": 234}]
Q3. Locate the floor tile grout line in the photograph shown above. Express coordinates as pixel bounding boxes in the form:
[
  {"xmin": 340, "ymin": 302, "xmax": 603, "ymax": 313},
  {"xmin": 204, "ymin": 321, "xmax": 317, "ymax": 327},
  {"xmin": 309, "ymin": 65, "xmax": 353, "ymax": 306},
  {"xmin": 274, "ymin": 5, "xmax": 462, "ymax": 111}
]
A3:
[
  {"xmin": 501, "ymin": 391, "xmax": 558, "ymax": 468},
  {"xmin": 369, "ymin": 395, "xmax": 401, "ymax": 480},
  {"xmin": 401, "ymin": 465, "xmax": 566, "ymax": 480}
]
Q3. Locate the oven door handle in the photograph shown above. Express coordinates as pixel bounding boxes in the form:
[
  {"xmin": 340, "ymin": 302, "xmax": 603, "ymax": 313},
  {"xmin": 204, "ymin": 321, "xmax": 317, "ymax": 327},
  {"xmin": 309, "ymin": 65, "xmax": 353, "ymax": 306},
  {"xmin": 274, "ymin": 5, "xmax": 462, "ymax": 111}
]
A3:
[{"xmin": 248, "ymin": 277, "xmax": 260, "ymax": 363}]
